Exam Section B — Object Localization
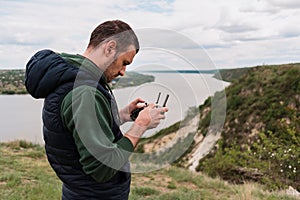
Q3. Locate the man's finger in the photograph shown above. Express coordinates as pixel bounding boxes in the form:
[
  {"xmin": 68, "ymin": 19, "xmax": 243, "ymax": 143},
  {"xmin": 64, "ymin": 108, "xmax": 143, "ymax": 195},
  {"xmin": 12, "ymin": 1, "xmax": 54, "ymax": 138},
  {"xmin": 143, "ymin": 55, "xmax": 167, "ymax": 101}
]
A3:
[
  {"xmin": 132, "ymin": 98, "xmax": 145, "ymax": 105},
  {"xmin": 147, "ymin": 103, "xmax": 157, "ymax": 109},
  {"xmin": 158, "ymin": 107, "xmax": 168, "ymax": 113}
]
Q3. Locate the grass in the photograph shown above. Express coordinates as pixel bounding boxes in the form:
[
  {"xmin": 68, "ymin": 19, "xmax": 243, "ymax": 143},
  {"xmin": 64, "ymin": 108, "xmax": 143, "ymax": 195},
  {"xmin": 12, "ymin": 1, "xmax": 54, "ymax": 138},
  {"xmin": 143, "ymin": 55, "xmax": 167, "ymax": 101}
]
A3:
[
  {"xmin": 0, "ymin": 141, "xmax": 61, "ymax": 200},
  {"xmin": 0, "ymin": 141, "xmax": 299, "ymax": 200}
]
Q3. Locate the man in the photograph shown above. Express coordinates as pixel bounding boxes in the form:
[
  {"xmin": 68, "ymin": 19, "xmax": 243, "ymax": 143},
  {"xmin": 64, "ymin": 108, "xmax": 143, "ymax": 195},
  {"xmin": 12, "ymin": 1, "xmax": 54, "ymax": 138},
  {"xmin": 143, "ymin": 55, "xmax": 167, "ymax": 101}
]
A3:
[{"xmin": 25, "ymin": 20, "xmax": 168, "ymax": 199}]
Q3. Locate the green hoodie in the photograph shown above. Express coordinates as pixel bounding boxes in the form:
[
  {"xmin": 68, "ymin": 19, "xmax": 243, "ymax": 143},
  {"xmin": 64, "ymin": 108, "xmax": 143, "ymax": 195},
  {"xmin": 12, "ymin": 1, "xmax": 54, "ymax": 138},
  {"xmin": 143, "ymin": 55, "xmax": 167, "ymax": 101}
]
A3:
[{"xmin": 59, "ymin": 53, "xmax": 134, "ymax": 183}]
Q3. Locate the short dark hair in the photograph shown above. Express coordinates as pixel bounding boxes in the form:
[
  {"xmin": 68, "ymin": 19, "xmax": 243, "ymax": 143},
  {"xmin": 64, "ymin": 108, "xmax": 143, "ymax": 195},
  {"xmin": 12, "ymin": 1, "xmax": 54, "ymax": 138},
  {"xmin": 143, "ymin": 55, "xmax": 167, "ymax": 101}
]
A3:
[{"xmin": 88, "ymin": 20, "xmax": 139, "ymax": 54}]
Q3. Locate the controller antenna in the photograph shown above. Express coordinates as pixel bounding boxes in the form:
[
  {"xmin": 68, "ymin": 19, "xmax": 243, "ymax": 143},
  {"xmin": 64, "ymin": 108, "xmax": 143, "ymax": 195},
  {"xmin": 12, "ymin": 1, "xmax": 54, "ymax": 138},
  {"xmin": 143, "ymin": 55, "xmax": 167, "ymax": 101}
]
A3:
[{"xmin": 156, "ymin": 92, "xmax": 161, "ymax": 104}]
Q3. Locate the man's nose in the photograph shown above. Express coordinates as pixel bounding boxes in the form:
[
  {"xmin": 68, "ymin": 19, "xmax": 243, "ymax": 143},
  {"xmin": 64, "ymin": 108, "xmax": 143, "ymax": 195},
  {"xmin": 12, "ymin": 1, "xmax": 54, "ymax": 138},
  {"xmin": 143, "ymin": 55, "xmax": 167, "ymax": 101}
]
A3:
[{"xmin": 119, "ymin": 67, "xmax": 126, "ymax": 76}]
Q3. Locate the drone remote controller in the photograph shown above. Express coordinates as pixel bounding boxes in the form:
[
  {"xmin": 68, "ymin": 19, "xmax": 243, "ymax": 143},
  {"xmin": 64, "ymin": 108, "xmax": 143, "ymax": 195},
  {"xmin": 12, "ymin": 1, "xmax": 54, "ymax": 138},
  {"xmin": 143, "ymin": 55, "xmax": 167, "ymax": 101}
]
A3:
[{"xmin": 130, "ymin": 92, "xmax": 169, "ymax": 121}]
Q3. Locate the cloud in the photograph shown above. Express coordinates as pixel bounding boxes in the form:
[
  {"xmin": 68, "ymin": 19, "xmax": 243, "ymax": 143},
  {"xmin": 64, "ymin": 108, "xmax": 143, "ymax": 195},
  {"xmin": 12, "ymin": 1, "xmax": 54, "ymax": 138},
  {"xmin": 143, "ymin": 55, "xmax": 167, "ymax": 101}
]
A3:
[
  {"xmin": 267, "ymin": 0, "xmax": 300, "ymax": 9},
  {"xmin": 217, "ymin": 24, "xmax": 258, "ymax": 33},
  {"xmin": 240, "ymin": 1, "xmax": 280, "ymax": 14},
  {"xmin": 135, "ymin": 0, "xmax": 174, "ymax": 13},
  {"xmin": 280, "ymin": 28, "xmax": 300, "ymax": 38},
  {"xmin": 0, "ymin": 0, "xmax": 299, "ymax": 69}
]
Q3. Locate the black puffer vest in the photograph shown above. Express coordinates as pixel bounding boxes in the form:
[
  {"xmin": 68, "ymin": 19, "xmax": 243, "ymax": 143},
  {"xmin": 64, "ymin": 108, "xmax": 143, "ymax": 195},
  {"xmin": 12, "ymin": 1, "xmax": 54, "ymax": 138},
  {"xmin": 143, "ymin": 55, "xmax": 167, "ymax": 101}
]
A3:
[{"xmin": 25, "ymin": 50, "xmax": 130, "ymax": 199}]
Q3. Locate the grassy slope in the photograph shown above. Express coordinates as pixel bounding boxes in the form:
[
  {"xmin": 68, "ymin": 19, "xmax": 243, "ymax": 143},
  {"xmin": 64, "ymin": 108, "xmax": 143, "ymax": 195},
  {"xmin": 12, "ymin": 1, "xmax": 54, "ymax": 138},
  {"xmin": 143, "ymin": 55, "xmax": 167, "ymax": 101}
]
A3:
[
  {"xmin": 197, "ymin": 64, "xmax": 300, "ymax": 190},
  {"xmin": 0, "ymin": 141, "xmax": 61, "ymax": 200},
  {"xmin": 0, "ymin": 141, "xmax": 298, "ymax": 200}
]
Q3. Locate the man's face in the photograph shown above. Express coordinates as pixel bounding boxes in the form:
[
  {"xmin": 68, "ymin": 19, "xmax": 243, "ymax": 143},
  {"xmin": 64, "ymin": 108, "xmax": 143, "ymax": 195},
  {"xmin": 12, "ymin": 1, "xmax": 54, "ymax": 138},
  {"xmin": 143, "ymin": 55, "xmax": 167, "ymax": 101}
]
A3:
[{"xmin": 104, "ymin": 45, "xmax": 136, "ymax": 83}]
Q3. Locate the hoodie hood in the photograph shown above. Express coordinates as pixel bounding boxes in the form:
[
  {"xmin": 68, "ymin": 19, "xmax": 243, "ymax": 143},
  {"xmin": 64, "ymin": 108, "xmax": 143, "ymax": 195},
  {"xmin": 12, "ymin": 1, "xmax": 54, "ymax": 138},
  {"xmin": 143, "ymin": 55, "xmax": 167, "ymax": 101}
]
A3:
[{"xmin": 25, "ymin": 49, "xmax": 79, "ymax": 99}]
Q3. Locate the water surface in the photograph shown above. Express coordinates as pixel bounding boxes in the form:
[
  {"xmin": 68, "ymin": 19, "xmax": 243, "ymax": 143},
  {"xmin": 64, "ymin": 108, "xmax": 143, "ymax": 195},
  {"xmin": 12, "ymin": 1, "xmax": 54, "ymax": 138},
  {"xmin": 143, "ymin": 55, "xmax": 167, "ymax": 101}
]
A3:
[{"xmin": 0, "ymin": 73, "xmax": 229, "ymax": 144}]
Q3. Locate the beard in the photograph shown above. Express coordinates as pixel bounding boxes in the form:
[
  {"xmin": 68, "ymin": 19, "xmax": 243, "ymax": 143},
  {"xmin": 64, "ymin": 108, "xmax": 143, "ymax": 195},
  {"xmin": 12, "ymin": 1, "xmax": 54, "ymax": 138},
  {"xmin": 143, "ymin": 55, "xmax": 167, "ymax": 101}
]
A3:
[
  {"xmin": 102, "ymin": 53, "xmax": 118, "ymax": 83},
  {"xmin": 103, "ymin": 53, "xmax": 117, "ymax": 71}
]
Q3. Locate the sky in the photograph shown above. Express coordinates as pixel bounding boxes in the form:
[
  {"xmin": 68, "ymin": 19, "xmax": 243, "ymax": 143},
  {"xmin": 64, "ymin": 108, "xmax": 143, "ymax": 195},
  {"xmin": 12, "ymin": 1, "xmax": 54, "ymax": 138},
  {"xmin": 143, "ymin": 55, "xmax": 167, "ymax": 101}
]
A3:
[{"xmin": 0, "ymin": 0, "xmax": 300, "ymax": 70}]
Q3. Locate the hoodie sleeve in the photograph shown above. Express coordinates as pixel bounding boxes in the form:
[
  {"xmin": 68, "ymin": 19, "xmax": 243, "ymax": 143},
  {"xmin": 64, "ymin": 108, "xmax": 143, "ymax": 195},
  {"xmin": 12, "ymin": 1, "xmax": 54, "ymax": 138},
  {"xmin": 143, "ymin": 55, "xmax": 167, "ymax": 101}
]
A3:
[{"xmin": 60, "ymin": 85, "xmax": 134, "ymax": 183}]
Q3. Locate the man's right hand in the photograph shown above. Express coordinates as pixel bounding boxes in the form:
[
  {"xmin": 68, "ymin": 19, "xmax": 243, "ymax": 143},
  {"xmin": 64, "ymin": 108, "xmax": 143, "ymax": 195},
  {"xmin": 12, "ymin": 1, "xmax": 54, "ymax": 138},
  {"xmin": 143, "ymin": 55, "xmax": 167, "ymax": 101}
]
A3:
[
  {"xmin": 135, "ymin": 103, "xmax": 168, "ymax": 129},
  {"xmin": 124, "ymin": 103, "xmax": 168, "ymax": 148}
]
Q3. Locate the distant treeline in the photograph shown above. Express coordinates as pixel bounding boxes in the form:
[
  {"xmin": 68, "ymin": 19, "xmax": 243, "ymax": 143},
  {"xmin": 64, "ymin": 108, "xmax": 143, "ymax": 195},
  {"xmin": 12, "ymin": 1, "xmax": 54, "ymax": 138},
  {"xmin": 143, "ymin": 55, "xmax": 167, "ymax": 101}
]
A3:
[
  {"xmin": 0, "ymin": 70, "xmax": 154, "ymax": 94},
  {"xmin": 0, "ymin": 69, "xmax": 26, "ymax": 94}
]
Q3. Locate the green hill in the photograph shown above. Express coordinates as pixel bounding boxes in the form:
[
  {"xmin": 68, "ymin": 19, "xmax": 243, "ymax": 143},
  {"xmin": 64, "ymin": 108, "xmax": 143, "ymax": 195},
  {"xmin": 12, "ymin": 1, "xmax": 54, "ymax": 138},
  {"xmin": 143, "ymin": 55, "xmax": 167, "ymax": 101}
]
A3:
[
  {"xmin": 135, "ymin": 63, "xmax": 300, "ymax": 192},
  {"xmin": 197, "ymin": 63, "xmax": 300, "ymax": 190}
]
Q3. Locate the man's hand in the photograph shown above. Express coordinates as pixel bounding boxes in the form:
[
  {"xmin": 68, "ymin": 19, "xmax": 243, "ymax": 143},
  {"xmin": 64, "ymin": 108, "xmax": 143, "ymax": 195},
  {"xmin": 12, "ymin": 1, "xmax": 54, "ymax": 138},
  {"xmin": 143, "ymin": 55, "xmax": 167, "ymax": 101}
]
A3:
[
  {"xmin": 124, "ymin": 103, "xmax": 168, "ymax": 147},
  {"xmin": 119, "ymin": 98, "xmax": 146, "ymax": 124},
  {"xmin": 135, "ymin": 103, "xmax": 168, "ymax": 129}
]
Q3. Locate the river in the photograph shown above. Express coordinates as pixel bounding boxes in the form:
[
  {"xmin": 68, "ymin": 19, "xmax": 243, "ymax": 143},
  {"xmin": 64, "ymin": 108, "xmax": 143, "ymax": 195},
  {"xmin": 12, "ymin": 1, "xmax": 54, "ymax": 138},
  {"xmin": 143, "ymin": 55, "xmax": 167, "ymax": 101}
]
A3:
[{"xmin": 0, "ymin": 73, "xmax": 229, "ymax": 144}]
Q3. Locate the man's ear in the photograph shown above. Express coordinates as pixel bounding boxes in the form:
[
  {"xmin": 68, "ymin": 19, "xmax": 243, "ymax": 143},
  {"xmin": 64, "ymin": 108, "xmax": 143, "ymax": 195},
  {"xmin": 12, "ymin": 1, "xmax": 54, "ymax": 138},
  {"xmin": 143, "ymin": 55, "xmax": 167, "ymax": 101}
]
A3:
[{"xmin": 105, "ymin": 40, "xmax": 117, "ymax": 57}]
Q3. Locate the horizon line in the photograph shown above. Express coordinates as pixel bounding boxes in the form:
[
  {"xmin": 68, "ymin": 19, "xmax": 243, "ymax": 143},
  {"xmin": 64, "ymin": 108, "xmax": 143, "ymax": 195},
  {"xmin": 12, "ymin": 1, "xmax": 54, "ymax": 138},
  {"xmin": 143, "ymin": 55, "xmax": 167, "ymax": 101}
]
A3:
[{"xmin": 135, "ymin": 69, "xmax": 218, "ymax": 74}]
